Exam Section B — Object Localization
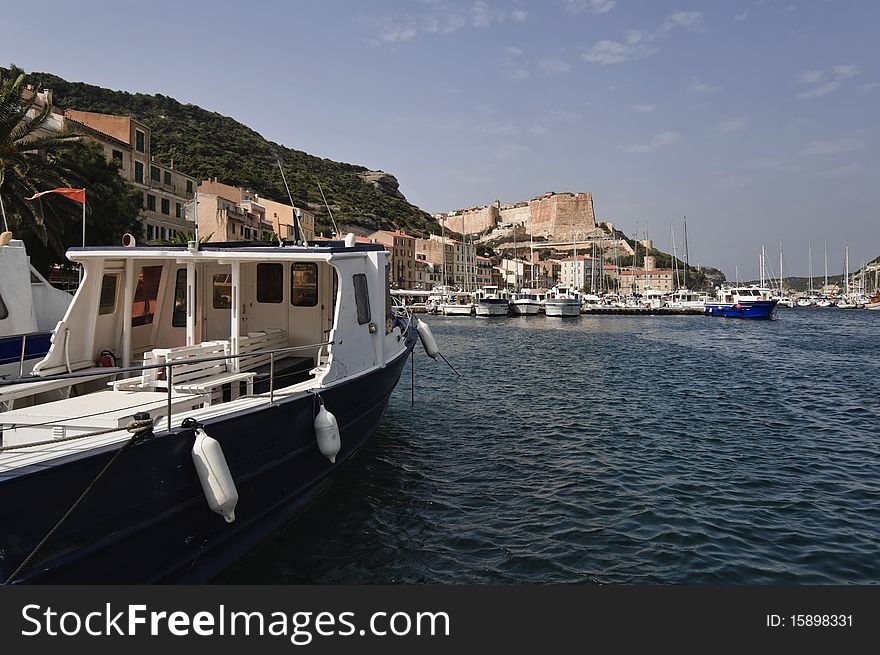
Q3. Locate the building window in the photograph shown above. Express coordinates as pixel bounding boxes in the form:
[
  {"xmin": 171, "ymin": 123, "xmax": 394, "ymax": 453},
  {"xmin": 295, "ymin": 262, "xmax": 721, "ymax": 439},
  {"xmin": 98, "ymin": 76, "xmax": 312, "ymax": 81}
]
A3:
[
  {"xmin": 257, "ymin": 263, "xmax": 283, "ymax": 303},
  {"xmin": 186, "ymin": 180, "xmax": 193, "ymax": 194},
  {"xmin": 161, "ymin": 198, "xmax": 170, "ymax": 215},
  {"xmin": 212, "ymin": 274, "xmax": 232, "ymax": 309},
  {"xmin": 150, "ymin": 165, "xmax": 160, "ymax": 182},
  {"xmin": 147, "ymin": 224, "xmax": 155, "ymax": 241},
  {"xmin": 147, "ymin": 194, "xmax": 156, "ymax": 211},
  {"xmin": 112, "ymin": 149, "xmax": 123, "ymax": 162},
  {"xmin": 135, "ymin": 129, "xmax": 145, "ymax": 153},
  {"xmin": 244, "ymin": 227, "xmax": 251, "ymax": 239},
  {"xmin": 160, "ymin": 227, "xmax": 167, "ymax": 240},
  {"xmin": 99, "ymin": 274, "xmax": 118, "ymax": 315},
  {"xmin": 134, "ymin": 161, "xmax": 144, "ymax": 183},
  {"xmin": 176, "ymin": 202, "xmax": 182, "ymax": 218},
  {"xmin": 164, "ymin": 170, "xmax": 171, "ymax": 185},
  {"xmin": 291, "ymin": 263, "xmax": 318, "ymax": 307},
  {"xmin": 353, "ymin": 274, "xmax": 371, "ymax": 325},
  {"xmin": 131, "ymin": 266, "xmax": 162, "ymax": 327}
]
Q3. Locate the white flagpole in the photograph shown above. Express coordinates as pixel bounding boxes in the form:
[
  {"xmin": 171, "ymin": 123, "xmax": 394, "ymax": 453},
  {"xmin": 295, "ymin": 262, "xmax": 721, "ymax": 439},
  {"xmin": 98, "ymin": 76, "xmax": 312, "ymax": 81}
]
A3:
[{"xmin": 79, "ymin": 191, "xmax": 86, "ymax": 284}]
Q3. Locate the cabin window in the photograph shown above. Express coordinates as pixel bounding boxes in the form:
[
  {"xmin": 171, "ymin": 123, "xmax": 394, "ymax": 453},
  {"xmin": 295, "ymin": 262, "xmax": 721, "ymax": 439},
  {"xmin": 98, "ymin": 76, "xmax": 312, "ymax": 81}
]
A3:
[
  {"xmin": 385, "ymin": 262, "xmax": 393, "ymax": 334},
  {"xmin": 131, "ymin": 265, "xmax": 163, "ymax": 327},
  {"xmin": 354, "ymin": 274, "xmax": 371, "ymax": 325},
  {"xmin": 257, "ymin": 263, "xmax": 283, "ymax": 303},
  {"xmin": 172, "ymin": 268, "xmax": 192, "ymax": 327},
  {"xmin": 99, "ymin": 274, "xmax": 118, "ymax": 315},
  {"xmin": 0, "ymin": 291, "xmax": 8, "ymax": 320},
  {"xmin": 290, "ymin": 263, "xmax": 318, "ymax": 307},
  {"xmin": 213, "ymin": 274, "xmax": 232, "ymax": 309}
]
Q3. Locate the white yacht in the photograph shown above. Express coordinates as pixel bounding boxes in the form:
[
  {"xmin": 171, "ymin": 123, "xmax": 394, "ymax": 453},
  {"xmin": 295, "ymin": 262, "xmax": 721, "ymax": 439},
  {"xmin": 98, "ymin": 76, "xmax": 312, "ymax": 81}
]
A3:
[
  {"xmin": 509, "ymin": 289, "xmax": 543, "ymax": 315},
  {"xmin": 665, "ymin": 288, "xmax": 707, "ymax": 310},
  {"xmin": 544, "ymin": 285, "xmax": 581, "ymax": 317},
  {"xmin": 474, "ymin": 286, "xmax": 510, "ymax": 317},
  {"xmin": 441, "ymin": 291, "xmax": 476, "ymax": 316}
]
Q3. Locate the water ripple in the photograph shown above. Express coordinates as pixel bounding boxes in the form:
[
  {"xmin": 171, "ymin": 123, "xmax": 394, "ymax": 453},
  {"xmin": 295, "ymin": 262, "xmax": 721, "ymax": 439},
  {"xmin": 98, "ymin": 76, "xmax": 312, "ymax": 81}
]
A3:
[{"xmin": 219, "ymin": 309, "xmax": 880, "ymax": 584}]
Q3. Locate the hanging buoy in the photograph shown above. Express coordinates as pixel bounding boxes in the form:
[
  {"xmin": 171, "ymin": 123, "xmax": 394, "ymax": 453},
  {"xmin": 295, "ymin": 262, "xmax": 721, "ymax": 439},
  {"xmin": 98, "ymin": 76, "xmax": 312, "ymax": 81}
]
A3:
[
  {"xmin": 314, "ymin": 399, "xmax": 341, "ymax": 463},
  {"xmin": 416, "ymin": 320, "xmax": 439, "ymax": 360},
  {"xmin": 191, "ymin": 427, "xmax": 239, "ymax": 523}
]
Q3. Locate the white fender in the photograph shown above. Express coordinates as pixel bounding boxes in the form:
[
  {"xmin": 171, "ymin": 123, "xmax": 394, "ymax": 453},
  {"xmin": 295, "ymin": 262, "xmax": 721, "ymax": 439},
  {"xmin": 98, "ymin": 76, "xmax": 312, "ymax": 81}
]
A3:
[
  {"xmin": 314, "ymin": 404, "xmax": 341, "ymax": 463},
  {"xmin": 191, "ymin": 427, "xmax": 239, "ymax": 523},
  {"xmin": 417, "ymin": 320, "xmax": 440, "ymax": 360}
]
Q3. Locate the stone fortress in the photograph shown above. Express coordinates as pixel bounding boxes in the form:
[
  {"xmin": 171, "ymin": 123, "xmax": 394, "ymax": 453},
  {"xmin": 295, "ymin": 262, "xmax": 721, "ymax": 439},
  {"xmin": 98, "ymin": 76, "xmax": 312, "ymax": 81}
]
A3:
[{"xmin": 433, "ymin": 191, "xmax": 634, "ymax": 257}]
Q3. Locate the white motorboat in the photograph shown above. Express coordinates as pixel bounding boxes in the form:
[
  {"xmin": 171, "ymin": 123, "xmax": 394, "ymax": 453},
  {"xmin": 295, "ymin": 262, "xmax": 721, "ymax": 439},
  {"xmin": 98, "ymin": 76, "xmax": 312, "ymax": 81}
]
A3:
[
  {"xmin": 474, "ymin": 285, "xmax": 510, "ymax": 317},
  {"xmin": 666, "ymin": 288, "xmax": 707, "ymax": 310},
  {"xmin": 441, "ymin": 291, "xmax": 476, "ymax": 316},
  {"xmin": 0, "ymin": 234, "xmax": 73, "ymax": 380},
  {"xmin": 544, "ymin": 285, "xmax": 581, "ymax": 317},
  {"xmin": 510, "ymin": 288, "xmax": 543, "ymax": 316}
]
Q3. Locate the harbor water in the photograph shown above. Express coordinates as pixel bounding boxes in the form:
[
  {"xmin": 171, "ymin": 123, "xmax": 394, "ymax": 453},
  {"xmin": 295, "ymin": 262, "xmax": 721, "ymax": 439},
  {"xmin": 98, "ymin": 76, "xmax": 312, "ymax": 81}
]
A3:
[{"xmin": 219, "ymin": 309, "xmax": 880, "ymax": 584}]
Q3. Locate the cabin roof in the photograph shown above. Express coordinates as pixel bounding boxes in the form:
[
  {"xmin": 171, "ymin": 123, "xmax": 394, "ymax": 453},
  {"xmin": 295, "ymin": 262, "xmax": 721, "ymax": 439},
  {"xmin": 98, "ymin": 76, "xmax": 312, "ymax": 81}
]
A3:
[{"xmin": 66, "ymin": 240, "xmax": 387, "ymax": 259}]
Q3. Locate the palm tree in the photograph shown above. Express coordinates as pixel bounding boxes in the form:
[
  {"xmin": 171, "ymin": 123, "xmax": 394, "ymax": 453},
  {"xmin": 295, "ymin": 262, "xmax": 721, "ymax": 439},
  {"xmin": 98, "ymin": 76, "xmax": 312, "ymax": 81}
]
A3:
[
  {"xmin": 157, "ymin": 230, "xmax": 213, "ymax": 245},
  {"xmin": 0, "ymin": 66, "xmax": 83, "ymax": 253}
]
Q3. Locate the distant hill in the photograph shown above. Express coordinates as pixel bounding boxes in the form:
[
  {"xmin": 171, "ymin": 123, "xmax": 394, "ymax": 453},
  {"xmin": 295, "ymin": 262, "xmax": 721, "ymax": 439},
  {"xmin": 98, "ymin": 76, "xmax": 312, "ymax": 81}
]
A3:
[{"xmin": 19, "ymin": 69, "xmax": 439, "ymax": 237}]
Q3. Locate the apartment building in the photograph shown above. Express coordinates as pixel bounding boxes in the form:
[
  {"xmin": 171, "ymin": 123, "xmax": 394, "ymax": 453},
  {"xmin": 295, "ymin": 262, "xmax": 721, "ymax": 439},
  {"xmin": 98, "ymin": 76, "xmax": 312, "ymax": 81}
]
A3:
[
  {"xmin": 369, "ymin": 230, "xmax": 416, "ymax": 289},
  {"xmin": 61, "ymin": 109, "xmax": 197, "ymax": 243}
]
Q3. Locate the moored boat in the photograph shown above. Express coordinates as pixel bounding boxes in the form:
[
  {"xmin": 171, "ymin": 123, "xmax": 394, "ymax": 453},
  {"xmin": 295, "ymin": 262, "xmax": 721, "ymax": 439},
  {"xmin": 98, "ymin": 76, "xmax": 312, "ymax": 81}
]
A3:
[
  {"xmin": 474, "ymin": 285, "xmax": 510, "ymax": 317},
  {"xmin": 544, "ymin": 284, "xmax": 581, "ymax": 317},
  {"xmin": 509, "ymin": 288, "xmax": 543, "ymax": 316},
  {"xmin": 0, "ymin": 235, "xmax": 419, "ymax": 583},
  {"xmin": 0, "ymin": 235, "xmax": 73, "ymax": 380},
  {"xmin": 704, "ymin": 286, "xmax": 778, "ymax": 319}
]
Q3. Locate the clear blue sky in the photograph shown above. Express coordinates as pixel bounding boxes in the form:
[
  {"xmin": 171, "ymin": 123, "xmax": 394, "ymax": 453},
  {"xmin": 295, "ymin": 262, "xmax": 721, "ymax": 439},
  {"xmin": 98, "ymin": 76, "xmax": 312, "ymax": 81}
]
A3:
[{"xmin": 3, "ymin": 0, "xmax": 877, "ymax": 279}]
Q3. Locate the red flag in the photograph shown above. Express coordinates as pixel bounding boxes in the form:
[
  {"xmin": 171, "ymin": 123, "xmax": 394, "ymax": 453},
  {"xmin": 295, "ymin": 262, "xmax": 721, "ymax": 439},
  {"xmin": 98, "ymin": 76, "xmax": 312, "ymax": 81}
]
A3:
[{"xmin": 25, "ymin": 188, "xmax": 86, "ymax": 204}]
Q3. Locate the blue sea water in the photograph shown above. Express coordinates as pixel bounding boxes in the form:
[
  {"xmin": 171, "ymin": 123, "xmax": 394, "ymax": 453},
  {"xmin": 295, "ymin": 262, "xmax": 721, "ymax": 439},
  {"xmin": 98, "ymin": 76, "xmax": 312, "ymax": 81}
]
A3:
[{"xmin": 219, "ymin": 308, "xmax": 880, "ymax": 584}]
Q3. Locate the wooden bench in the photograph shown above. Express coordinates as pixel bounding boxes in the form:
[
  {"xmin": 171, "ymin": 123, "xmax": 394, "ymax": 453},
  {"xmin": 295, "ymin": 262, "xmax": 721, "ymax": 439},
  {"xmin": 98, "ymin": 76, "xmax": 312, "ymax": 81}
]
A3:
[
  {"xmin": 235, "ymin": 329, "xmax": 289, "ymax": 371},
  {"xmin": 235, "ymin": 329, "xmax": 314, "ymax": 393},
  {"xmin": 153, "ymin": 341, "xmax": 254, "ymax": 406}
]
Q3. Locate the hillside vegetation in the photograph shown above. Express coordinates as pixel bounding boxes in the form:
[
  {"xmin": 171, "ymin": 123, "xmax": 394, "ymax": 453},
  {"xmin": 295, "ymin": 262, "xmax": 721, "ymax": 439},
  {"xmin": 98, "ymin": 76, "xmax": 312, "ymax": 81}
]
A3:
[{"xmin": 21, "ymin": 69, "xmax": 438, "ymax": 237}]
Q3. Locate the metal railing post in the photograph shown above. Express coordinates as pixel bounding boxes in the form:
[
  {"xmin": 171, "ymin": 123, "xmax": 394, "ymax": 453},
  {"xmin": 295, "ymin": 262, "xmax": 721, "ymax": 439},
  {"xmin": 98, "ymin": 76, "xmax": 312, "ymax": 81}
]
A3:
[
  {"xmin": 19, "ymin": 334, "xmax": 27, "ymax": 378},
  {"xmin": 166, "ymin": 362, "xmax": 173, "ymax": 433},
  {"xmin": 269, "ymin": 351, "xmax": 275, "ymax": 404}
]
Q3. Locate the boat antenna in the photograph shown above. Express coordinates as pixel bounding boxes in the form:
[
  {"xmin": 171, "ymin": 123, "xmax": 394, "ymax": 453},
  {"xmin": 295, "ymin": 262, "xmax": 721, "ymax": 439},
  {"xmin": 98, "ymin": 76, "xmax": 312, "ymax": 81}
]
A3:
[
  {"xmin": 276, "ymin": 160, "xmax": 306, "ymax": 245},
  {"xmin": 316, "ymin": 179, "xmax": 339, "ymax": 237}
]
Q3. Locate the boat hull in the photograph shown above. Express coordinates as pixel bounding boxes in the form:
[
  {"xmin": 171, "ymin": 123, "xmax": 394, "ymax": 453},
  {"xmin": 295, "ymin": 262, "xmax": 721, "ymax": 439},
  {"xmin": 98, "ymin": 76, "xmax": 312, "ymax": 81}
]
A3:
[
  {"xmin": 704, "ymin": 300, "xmax": 778, "ymax": 319},
  {"xmin": 475, "ymin": 300, "xmax": 509, "ymax": 316},
  {"xmin": 442, "ymin": 304, "xmax": 475, "ymax": 316},
  {"xmin": 510, "ymin": 301, "xmax": 541, "ymax": 316},
  {"xmin": 544, "ymin": 300, "xmax": 581, "ymax": 317},
  {"xmin": 0, "ymin": 328, "xmax": 416, "ymax": 584}
]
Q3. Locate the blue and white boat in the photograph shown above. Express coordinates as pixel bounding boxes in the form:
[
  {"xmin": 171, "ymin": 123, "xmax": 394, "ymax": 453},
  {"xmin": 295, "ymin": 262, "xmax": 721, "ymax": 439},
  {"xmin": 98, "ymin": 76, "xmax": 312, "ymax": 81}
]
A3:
[
  {"xmin": 0, "ymin": 234, "xmax": 421, "ymax": 583},
  {"xmin": 0, "ymin": 235, "xmax": 72, "ymax": 380},
  {"xmin": 704, "ymin": 286, "xmax": 778, "ymax": 319}
]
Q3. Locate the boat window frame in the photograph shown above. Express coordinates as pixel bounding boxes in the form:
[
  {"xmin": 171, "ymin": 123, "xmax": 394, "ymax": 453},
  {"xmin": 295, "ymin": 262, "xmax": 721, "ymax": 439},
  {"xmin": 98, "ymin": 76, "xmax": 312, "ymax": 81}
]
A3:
[
  {"xmin": 171, "ymin": 268, "xmax": 193, "ymax": 327},
  {"xmin": 131, "ymin": 265, "xmax": 163, "ymax": 328},
  {"xmin": 290, "ymin": 262, "xmax": 318, "ymax": 308},
  {"xmin": 354, "ymin": 273, "xmax": 371, "ymax": 325},
  {"xmin": 98, "ymin": 273, "xmax": 119, "ymax": 316},
  {"xmin": 212, "ymin": 273, "xmax": 232, "ymax": 310},
  {"xmin": 256, "ymin": 262, "xmax": 284, "ymax": 304},
  {"xmin": 0, "ymin": 290, "xmax": 8, "ymax": 320}
]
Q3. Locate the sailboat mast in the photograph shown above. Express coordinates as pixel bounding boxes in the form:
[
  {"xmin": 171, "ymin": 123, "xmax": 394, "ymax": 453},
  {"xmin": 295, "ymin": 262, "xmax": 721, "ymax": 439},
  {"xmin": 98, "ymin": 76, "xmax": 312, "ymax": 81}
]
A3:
[
  {"xmin": 779, "ymin": 242, "xmax": 784, "ymax": 296},
  {"xmin": 824, "ymin": 239, "xmax": 828, "ymax": 289},
  {"xmin": 671, "ymin": 220, "xmax": 678, "ymax": 291},
  {"xmin": 808, "ymin": 240, "xmax": 813, "ymax": 295},
  {"xmin": 845, "ymin": 241, "xmax": 850, "ymax": 295},
  {"xmin": 683, "ymin": 216, "xmax": 690, "ymax": 289}
]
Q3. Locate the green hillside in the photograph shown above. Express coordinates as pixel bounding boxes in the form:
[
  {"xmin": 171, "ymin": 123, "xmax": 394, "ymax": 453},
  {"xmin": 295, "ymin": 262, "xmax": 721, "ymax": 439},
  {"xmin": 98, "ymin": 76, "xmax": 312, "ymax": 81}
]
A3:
[{"xmin": 21, "ymin": 69, "xmax": 438, "ymax": 237}]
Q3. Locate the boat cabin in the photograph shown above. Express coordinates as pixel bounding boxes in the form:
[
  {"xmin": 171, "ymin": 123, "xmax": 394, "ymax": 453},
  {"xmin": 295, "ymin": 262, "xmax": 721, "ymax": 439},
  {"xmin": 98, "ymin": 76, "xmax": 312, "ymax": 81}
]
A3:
[{"xmin": 2, "ymin": 239, "xmax": 407, "ymax": 445}]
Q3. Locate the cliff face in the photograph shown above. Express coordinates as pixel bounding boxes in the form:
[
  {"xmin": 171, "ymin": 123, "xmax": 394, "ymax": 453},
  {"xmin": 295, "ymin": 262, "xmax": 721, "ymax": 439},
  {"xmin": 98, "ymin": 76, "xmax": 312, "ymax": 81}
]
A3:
[
  {"xmin": 19, "ymin": 69, "xmax": 438, "ymax": 236},
  {"xmin": 358, "ymin": 170, "xmax": 406, "ymax": 200}
]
